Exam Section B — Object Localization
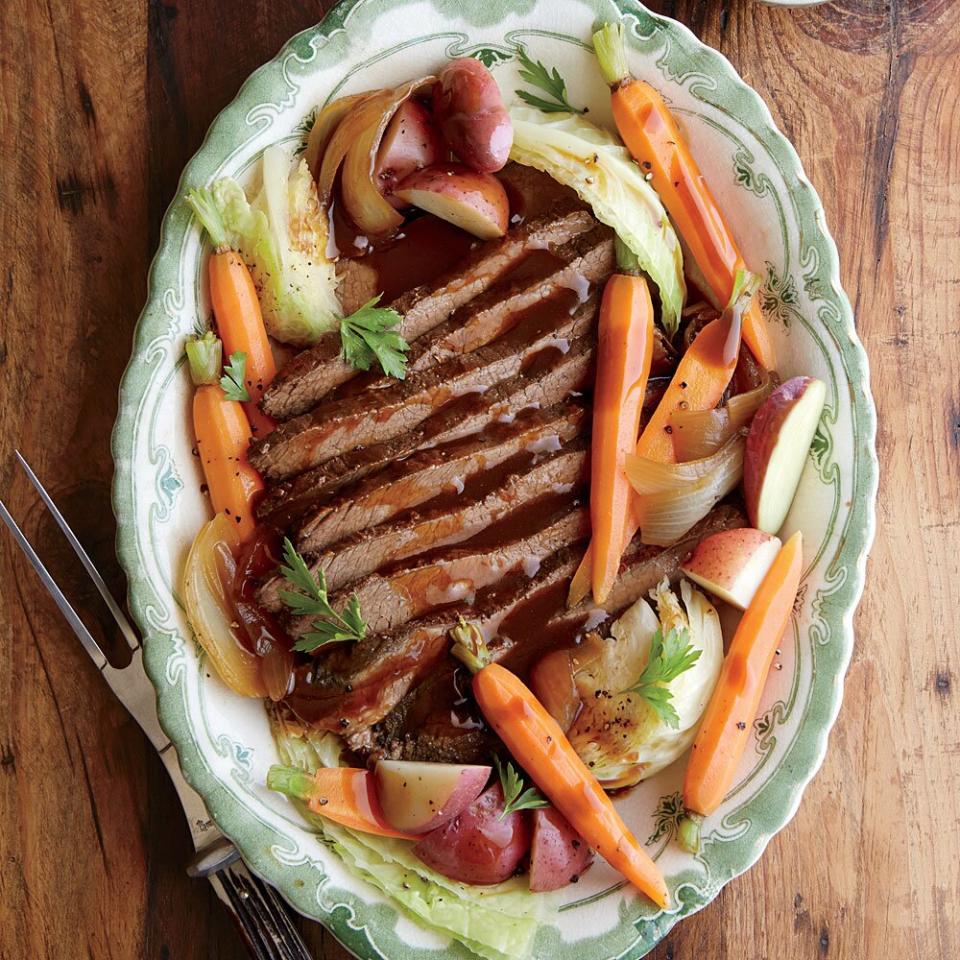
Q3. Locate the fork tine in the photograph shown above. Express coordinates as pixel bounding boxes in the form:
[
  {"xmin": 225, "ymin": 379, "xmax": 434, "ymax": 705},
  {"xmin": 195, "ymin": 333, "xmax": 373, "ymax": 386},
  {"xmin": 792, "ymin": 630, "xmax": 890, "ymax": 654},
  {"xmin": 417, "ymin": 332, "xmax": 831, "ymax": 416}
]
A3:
[
  {"xmin": 0, "ymin": 497, "xmax": 108, "ymax": 671},
  {"xmin": 15, "ymin": 451, "xmax": 140, "ymax": 651}
]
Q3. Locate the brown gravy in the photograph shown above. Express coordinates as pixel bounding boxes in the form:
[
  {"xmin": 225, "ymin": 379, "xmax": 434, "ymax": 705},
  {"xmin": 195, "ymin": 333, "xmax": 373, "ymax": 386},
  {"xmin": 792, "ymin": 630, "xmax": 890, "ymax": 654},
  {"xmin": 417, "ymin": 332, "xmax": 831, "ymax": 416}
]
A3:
[
  {"xmin": 270, "ymin": 198, "xmax": 612, "ymax": 743},
  {"xmin": 332, "ymin": 200, "xmax": 477, "ymax": 302}
]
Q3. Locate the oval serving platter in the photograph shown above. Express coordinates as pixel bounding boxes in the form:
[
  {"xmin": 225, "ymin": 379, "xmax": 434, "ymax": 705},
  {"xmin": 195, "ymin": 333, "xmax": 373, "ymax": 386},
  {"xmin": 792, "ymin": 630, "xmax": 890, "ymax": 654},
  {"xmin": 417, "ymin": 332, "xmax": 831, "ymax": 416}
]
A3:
[{"xmin": 112, "ymin": 1, "xmax": 877, "ymax": 957}]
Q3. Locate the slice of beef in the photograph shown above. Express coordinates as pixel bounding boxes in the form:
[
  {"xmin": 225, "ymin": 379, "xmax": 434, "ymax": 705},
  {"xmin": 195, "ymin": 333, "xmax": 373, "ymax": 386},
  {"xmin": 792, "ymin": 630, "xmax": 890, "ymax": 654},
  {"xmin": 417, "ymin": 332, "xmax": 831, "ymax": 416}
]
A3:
[
  {"xmin": 258, "ymin": 438, "xmax": 588, "ymax": 610},
  {"xmin": 320, "ymin": 442, "xmax": 588, "ymax": 592},
  {"xmin": 361, "ymin": 224, "xmax": 613, "ymax": 385},
  {"xmin": 260, "ymin": 207, "xmax": 595, "ymax": 420},
  {"xmin": 496, "ymin": 163, "xmax": 587, "ymax": 222},
  {"xmin": 293, "ymin": 401, "xmax": 588, "ymax": 556},
  {"xmin": 282, "ymin": 547, "xmax": 584, "ymax": 734},
  {"xmin": 250, "ymin": 291, "xmax": 597, "ymax": 479},
  {"xmin": 255, "ymin": 337, "xmax": 596, "ymax": 527},
  {"xmin": 288, "ymin": 499, "xmax": 589, "ymax": 638},
  {"xmin": 339, "ymin": 505, "xmax": 746, "ymax": 756},
  {"xmin": 334, "ymin": 257, "xmax": 379, "ymax": 317},
  {"xmin": 409, "ymin": 226, "xmax": 612, "ymax": 370}
]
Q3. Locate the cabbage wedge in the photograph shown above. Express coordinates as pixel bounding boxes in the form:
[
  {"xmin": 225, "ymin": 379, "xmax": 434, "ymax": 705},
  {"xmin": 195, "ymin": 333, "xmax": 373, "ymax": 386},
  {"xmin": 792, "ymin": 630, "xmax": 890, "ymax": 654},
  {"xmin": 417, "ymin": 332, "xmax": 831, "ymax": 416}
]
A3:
[
  {"xmin": 192, "ymin": 145, "xmax": 341, "ymax": 346},
  {"xmin": 509, "ymin": 105, "xmax": 686, "ymax": 334},
  {"xmin": 567, "ymin": 579, "xmax": 722, "ymax": 788}
]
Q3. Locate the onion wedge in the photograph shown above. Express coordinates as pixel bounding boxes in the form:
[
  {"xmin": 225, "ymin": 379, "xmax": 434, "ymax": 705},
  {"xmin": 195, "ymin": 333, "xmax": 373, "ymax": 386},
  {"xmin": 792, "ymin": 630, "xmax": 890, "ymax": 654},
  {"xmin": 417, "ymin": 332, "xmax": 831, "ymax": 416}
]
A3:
[
  {"xmin": 626, "ymin": 434, "xmax": 745, "ymax": 546},
  {"xmin": 182, "ymin": 514, "xmax": 267, "ymax": 699},
  {"xmin": 318, "ymin": 77, "xmax": 435, "ymax": 235},
  {"xmin": 669, "ymin": 375, "xmax": 773, "ymax": 461},
  {"xmin": 304, "ymin": 92, "xmax": 378, "ymax": 179}
]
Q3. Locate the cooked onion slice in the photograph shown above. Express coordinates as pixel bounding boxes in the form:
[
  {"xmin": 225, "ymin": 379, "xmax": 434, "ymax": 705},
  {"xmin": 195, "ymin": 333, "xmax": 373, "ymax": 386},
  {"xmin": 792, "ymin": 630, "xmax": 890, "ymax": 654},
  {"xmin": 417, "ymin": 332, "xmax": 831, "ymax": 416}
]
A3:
[
  {"xmin": 626, "ymin": 434, "xmax": 745, "ymax": 546},
  {"xmin": 668, "ymin": 376, "xmax": 772, "ymax": 461},
  {"xmin": 182, "ymin": 515, "xmax": 268, "ymax": 699},
  {"xmin": 304, "ymin": 92, "xmax": 379, "ymax": 180},
  {"xmin": 318, "ymin": 77, "xmax": 435, "ymax": 235}
]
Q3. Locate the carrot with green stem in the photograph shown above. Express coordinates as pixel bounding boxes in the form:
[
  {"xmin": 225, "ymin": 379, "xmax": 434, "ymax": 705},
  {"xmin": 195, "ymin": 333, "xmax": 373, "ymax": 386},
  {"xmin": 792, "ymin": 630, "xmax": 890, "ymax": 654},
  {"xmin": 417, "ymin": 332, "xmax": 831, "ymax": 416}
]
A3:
[
  {"xmin": 587, "ymin": 274, "xmax": 655, "ymax": 604},
  {"xmin": 569, "ymin": 273, "xmax": 757, "ymax": 605},
  {"xmin": 678, "ymin": 531, "xmax": 803, "ymax": 852},
  {"xmin": 593, "ymin": 22, "xmax": 776, "ymax": 370},
  {"xmin": 186, "ymin": 187, "xmax": 277, "ymax": 439},
  {"xmin": 186, "ymin": 332, "xmax": 264, "ymax": 543},
  {"xmin": 267, "ymin": 765, "xmax": 418, "ymax": 840},
  {"xmin": 452, "ymin": 621, "xmax": 669, "ymax": 908}
]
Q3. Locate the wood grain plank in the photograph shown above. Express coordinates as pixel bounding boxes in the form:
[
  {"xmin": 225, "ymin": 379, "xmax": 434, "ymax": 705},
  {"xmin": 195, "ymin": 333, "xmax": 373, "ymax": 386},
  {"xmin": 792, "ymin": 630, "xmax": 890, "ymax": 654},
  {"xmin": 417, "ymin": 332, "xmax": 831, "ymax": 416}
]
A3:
[{"xmin": 1, "ymin": 1, "xmax": 958, "ymax": 958}]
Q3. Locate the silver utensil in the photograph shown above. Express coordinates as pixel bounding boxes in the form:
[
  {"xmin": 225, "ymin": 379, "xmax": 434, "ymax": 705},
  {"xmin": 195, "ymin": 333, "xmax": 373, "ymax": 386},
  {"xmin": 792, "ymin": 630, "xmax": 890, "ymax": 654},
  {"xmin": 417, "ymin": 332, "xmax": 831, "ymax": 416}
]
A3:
[{"xmin": 2, "ymin": 451, "xmax": 314, "ymax": 960}]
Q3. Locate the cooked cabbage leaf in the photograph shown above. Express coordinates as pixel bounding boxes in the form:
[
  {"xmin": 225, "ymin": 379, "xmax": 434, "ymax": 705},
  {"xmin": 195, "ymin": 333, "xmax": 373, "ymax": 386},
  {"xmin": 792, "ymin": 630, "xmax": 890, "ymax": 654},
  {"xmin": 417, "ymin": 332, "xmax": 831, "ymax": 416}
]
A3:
[
  {"xmin": 508, "ymin": 105, "xmax": 686, "ymax": 334},
  {"xmin": 270, "ymin": 712, "xmax": 541, "ymax": 960},
  {"xmin": 567, "ymin": 578, "xmax": 722, "ymax": 788},
  {"xmin": 193, "ymin": 145, "xmax": 341, "ymax": 346}
]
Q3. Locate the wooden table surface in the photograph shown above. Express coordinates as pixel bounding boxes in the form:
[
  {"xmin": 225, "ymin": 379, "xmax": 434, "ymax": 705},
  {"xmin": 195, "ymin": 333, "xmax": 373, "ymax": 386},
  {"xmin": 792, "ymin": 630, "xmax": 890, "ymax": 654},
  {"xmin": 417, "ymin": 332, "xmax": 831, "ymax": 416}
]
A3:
[{"xmin": 1, "ymin": 1, "xmax": 958, "ymax": 957}]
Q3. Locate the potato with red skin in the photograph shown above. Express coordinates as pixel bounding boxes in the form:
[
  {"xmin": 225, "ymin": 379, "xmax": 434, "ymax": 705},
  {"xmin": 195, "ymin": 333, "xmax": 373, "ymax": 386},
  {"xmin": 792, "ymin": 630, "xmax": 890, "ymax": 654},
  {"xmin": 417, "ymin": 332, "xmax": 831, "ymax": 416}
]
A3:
[
  {"xmin": 375, "ymin": 100, "xmax": 446, "ymax": 209},
  {"xmin": 413, "ymin": 783, "xmax": 531, "ymax": 885},
  {"xmin": 374, "ymin": 759, "xmax": 491, "ymax": 835},
  {"xmin": 529, "ymin": 807, "xmax": 593, "ymax": 892},
  {"xmin": 681, "ymin": 528, "xmax": 782, "ymax": 610},
  {"xmin": 743, "ymin": 376, "xmax": 827, "ymax": 534},
  {"xmin": 433, "ymin": 58, "xmax": 512, "ymax": 173},
  {"xmin": 394, "ymin": 163, "xmax": 509, "ymax": 239}
]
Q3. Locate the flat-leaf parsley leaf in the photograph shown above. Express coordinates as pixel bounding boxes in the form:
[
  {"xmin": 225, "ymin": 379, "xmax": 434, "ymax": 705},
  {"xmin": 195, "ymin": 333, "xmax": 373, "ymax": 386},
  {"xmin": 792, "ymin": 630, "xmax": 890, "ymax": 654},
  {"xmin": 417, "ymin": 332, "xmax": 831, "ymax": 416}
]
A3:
[
  {"xmin": 494, "ymin": 756, "xmax": 549, "ymax": 819},
  {"xmin": 623, "ymin": 627, "xmax": 701, "ymax": 729},
  {"xmin": 220, "ymin": 351, "xmax": 250, "ymax": 402},
  {"xmin": 339, "ymin": 296, "xmax": 409, "ymax": 380}
]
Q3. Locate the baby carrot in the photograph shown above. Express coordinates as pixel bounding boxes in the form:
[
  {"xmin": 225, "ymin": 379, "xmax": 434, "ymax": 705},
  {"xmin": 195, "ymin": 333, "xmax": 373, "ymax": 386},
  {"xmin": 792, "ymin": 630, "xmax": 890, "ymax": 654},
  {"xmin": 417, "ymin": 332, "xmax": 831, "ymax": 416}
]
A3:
[
  {"xmin": 186, "ymin": 333, "xmax": 264, "ymax": 543},
  {"xmin": 186, "ymin": 187, "xmax": 277, "ymax": 439},
  {"xmin": 453, "ymin": 625, "xmax": 669, "ymax": 908},
  {"xmin": 679, "ymin": 531, "xmax": 803, "ymax": 851},
  {"xmin": 588, "ymin": 275, "xmax": 655, "ymax": 603},
  {"xmin": 593, "ymin": 22, "xmax": 776, "ymax": 370},
  {"xmin": 267, "ymin": 765, "xmax": 418, "ymax": 840}
]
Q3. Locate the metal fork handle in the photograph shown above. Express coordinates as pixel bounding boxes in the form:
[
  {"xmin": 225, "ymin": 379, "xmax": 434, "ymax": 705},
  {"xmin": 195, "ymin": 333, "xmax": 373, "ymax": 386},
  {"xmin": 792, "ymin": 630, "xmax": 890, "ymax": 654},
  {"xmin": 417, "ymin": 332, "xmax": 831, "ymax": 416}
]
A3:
[
  {"xmin": 213, "ymin": 861, "xmax": 315, "ymax": 960},
  {"xmin": 1, "ymin": 454, "xmax": 317, "ymax": 960}
]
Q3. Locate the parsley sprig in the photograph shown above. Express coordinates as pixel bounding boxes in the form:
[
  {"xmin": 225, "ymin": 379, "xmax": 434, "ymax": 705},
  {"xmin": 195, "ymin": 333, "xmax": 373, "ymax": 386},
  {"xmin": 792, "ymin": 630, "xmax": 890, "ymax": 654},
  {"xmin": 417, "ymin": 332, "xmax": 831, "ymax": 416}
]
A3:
[
  {"xmin": 515, "ymin": 47, "xmax": 584, "ymax": 115},
  {"xmin": 220, "ymin": 351, "xmax": 250, "ymax": 402},
  {"xmin": 339, "ymin": 296, "xmax": 409, "ymax": 380},
  {"xmin": 623, "ymin": 627, "xmax": 701, "ymax": 729},
  {"xmin": 494, "ymin": 756, "xmax": 549, "ymax": 819},
  {"xmin": 278, "ymin": 538, "xmax": 367, "ymax": 653}
]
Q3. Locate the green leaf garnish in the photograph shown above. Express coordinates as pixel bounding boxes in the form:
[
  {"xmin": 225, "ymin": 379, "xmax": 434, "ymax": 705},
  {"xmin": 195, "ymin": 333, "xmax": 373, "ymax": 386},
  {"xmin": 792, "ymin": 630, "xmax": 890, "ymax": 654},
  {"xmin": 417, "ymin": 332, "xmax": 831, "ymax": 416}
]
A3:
[
  {"xmin": 339, "ymin": 296, "xmax": 409, "ymax": 380},
  {"xmin": 220, "ymin": 351, "xmax": 250, "ymax": 402},
  {"xmin": 515, "ymin": 47, "xmax": 584, "ymax": 115},
  {"xmin": 278, "ymin": 538, "xmax": 367, "ymax": 652},
  {"xmin": 623, "ymin": 627, "xmax": 701, "ymax": 729},
  {"xmin": 494, "ymin": 756, "xmax": 549, "ymax": 819}
]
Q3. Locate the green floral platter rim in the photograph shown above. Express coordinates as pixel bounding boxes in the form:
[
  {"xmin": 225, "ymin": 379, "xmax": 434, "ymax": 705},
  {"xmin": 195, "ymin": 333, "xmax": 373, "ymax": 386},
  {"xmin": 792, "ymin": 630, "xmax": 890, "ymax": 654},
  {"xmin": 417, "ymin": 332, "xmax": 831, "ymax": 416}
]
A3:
[{"xmin": 111, "ymin": 1, "xmax": 878, "ymax": 957}]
